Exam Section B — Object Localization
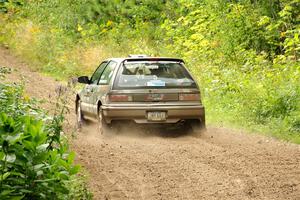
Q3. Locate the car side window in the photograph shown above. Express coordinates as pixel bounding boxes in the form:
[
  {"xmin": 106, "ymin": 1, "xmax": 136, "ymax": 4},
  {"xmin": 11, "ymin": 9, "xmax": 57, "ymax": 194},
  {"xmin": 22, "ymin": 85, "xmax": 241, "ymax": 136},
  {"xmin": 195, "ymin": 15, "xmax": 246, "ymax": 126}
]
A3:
[
  {"xmin": 99, "ymin": 61, "xmax": 118, "ymax": 85},
  {"xmin": 90, "ymin": 62, "xmax": 107, "ymax": 84}
]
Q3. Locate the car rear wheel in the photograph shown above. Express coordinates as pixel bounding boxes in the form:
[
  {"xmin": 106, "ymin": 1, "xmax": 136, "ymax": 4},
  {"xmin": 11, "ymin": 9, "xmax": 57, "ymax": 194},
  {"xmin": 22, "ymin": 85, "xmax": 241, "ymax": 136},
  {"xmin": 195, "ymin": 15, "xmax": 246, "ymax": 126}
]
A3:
[
  {"xmin": 98, "ymin": 107, "xmax": 110, "ymax": 134},
  {"xmin": 187, "ymin": 119, "xmax": 206, "ymax": 137},
  {"xmin": 76, "ymin": 101, "xmax": 84, "ymax": 131}
]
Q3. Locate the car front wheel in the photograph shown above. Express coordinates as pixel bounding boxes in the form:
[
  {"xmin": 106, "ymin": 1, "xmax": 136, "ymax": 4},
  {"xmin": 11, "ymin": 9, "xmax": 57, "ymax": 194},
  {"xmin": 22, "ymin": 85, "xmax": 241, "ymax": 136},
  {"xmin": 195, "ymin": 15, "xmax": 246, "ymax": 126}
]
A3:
[{"xmin": 76, "ymin": 101, "xmax": 84, "ymax": 131}]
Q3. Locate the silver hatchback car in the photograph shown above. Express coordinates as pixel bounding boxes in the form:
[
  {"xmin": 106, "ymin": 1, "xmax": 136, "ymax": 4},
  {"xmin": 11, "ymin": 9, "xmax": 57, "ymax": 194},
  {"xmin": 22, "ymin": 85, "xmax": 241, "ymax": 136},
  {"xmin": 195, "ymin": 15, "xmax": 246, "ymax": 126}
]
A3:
[{"xmin": 76, "ymin": 56, "xmax": 205, "ymax": 134}]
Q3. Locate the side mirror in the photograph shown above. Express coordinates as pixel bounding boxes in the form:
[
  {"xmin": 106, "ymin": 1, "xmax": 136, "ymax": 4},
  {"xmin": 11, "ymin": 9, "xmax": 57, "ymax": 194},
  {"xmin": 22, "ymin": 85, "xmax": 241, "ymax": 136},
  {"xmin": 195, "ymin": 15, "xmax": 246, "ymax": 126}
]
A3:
[{"xmin": 78, "ymin": 76, "xmax": 90, "ymax": 84}]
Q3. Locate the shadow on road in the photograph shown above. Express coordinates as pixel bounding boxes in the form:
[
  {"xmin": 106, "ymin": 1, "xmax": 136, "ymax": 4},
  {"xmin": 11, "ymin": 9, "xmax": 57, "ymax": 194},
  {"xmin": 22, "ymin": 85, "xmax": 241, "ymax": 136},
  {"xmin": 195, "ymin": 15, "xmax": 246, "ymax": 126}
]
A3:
[{"xmin": 80, "ymin": 119, "xmax": 200, "ymax": 138}]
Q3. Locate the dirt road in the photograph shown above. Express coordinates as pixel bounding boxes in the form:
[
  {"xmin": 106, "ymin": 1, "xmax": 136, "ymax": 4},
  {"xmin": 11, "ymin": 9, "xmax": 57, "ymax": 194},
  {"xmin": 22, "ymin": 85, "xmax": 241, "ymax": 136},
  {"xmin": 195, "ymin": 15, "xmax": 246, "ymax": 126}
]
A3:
[{"xmin": 1, "ymin": 47, "xmax": 300, "ymax": 200}]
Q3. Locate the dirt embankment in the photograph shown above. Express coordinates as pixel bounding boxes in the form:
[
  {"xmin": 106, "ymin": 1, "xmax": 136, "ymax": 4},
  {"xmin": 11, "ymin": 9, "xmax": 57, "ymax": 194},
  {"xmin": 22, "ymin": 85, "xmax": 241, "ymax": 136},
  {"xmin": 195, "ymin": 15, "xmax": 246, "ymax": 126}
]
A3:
[{"xmin": 1, "ymin": 47, "xmax": 299, "ymax": 200}]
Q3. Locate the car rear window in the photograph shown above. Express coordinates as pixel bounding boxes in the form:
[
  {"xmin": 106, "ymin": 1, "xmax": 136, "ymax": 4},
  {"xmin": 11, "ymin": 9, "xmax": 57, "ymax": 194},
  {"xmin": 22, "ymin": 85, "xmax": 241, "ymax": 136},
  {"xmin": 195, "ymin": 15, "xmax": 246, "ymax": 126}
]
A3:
[{"xmin": 114, "ymin": 61, "xmax": 197, "ymax": 89}]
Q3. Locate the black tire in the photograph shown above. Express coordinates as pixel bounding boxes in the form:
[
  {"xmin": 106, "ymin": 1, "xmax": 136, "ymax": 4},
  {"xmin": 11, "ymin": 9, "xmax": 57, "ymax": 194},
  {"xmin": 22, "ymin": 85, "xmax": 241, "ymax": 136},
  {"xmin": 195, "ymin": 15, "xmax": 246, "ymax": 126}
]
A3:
[
  {"xmin": 76, "ymin": 100, "xmax": 85, "ymax": 131},
  {"xmin": 187, "ymin": 119, "xmax": 206, "ymax": 137},
  {"xmin": 97, "ymin": 107, "xmax": 110, "ymax": 134}
]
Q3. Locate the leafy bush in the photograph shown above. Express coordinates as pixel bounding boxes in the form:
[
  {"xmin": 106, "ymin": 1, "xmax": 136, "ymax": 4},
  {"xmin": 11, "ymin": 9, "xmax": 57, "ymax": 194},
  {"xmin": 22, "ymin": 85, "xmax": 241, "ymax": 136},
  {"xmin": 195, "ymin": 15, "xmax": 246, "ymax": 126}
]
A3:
[
  {"xmin": 0, "ymin": 114, "xmax": 78, "ymax": 199},
  {"xmin": 160, "ymin": 0, "xmax": 300, "ymax": 142},
  {"xmin": 0, "ymin": 74, "xmax": 91, "ymax": 199}
]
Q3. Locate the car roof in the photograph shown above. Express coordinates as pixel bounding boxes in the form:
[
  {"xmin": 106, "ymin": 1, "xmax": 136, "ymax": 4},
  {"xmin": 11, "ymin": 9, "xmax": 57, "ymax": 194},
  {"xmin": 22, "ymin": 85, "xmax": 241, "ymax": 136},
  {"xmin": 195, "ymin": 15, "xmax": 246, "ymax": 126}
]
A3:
[{"xmin": 105, "ymin": 57, "xmax": 185, "ymax": 63}]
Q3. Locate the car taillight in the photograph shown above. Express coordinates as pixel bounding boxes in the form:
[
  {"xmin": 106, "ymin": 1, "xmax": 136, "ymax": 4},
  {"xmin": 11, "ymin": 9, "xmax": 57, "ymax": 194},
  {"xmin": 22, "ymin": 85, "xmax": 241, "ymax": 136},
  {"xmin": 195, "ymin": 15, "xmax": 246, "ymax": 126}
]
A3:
[
  {"xmin": 109, "ymin": 94, "xmax": 133, "ymax": 102},
  {"xmin": 179, "ymin": 93, "xmax": 200, "ymax": 101}
]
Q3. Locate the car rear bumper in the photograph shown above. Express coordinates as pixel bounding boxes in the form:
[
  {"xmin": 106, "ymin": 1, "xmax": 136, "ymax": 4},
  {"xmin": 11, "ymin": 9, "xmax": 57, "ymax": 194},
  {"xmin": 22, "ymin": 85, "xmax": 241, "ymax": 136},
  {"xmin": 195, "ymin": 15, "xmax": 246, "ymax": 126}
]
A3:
[{"xmin": 101, "ymin": 104, "xmax": 205, "ymax": 124}]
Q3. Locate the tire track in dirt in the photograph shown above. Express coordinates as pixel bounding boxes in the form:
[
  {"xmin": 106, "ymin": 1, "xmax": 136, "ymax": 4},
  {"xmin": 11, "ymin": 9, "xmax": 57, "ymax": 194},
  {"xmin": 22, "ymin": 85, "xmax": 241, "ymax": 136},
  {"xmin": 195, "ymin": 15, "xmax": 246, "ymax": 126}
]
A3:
[
  {"xmin": 1, "ymin": 47, "xmax": 299, "ymax": 200},
  {"xmin": 73, "ymin": 124, "xmax": 299, "ymax": 200}
]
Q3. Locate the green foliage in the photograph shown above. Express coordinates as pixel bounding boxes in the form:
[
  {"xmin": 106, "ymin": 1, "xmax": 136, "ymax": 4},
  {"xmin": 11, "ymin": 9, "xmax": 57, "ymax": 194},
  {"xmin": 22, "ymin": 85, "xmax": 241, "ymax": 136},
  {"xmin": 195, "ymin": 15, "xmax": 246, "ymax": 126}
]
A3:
[
  {"xmin": 0, "ymin": 114, "xmax": 79, "ymax": 199},
  {"xmin": 0, "ymin": 72, "xmax": 91, "ymax": 198},
  {"xmin": 0, "ymin": 0, "xmax": 24, "ymax": 13},
  {"xmin": 160, "ymin": 0, "xmax": 300, "ymax": 142},
  {"xmin": 85, "ymin": 0, "xmax": 167, "ymax": 25},
  {"xmin": 0, "ymin": 0, "xmax": 299, "ymax": 142},
  {"xmin": 0, "ymin": 83, "xmax": 44, "ymax": 120}
]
